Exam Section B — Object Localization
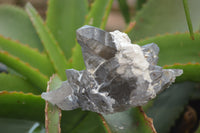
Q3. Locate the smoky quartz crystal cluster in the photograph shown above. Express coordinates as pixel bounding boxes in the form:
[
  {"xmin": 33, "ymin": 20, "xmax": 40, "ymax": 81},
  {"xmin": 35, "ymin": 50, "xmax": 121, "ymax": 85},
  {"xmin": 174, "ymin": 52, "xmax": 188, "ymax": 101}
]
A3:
[{"xmin": 42, "ymin": 25, "xmax": 183, "ymax": 114}]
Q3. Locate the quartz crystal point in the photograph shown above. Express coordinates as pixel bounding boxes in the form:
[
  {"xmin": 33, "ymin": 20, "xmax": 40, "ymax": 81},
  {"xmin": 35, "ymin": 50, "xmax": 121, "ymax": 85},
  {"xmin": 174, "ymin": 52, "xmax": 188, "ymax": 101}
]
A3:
[{"xmin": 41, "ymin": 25, "xmax": 183, "ymax": 114}]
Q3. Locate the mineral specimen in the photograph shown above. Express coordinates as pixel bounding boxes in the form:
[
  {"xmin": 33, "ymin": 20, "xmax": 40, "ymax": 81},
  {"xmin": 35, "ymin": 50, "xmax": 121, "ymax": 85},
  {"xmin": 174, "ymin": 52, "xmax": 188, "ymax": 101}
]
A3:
[{"xmin": 41, "ymin": 25, "xmax": 183, "ymax": 114}]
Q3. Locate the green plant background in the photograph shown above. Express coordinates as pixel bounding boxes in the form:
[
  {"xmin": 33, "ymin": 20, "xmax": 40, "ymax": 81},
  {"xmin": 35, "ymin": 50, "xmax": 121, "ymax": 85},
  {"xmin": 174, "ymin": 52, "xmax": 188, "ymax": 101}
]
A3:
[{"xmin": 0, "ymin": 0, "xmax": 200, "ymax": 133}]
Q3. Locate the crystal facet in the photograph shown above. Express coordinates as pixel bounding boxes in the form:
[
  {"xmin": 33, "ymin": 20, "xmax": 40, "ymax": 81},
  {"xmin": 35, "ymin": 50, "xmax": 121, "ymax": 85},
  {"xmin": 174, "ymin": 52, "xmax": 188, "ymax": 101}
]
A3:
[{"xmin": 41, "ymin": 25, "xmax": 183, "ymax": 114}]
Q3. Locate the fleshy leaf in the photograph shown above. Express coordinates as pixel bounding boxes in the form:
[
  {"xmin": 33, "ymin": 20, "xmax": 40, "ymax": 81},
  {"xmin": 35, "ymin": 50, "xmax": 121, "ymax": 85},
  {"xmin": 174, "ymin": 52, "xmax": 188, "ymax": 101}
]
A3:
[
  {"xmin": 137, "ymin": 33, "xmax": 200, "ymax": 66},
  {"xmin": 117, "ymin": 0, "xmax": 130, "ymax": 23},
  {"xmin": 85, "ymin": 0, "xmax": 113, "ymax": 29},
  {"xmin": 136, "ymin": 0, "xmax": 148, "ymax": 10},
  {"xmin": 0, "ymin": 35, "xmax": 54, "ymax": 76},
  {"xmin": 104, "ymin": 108, "xmax": 153, "ymax": 133},
  {"xmin": 129, "ymin": 0, "xmax": 200, "ymax": 40},
  {"xmin": 147, "ymin": 82, "xmax": 196, "ymax": 133},
  {"xmin": 164, "ymin": 63, "xmax": 200, "ymax": 82},
  {"xmin": 183, "ymin": 0, "xmax": 194, "ymax": 39},
  {"xmin": 0, "ymin": 51, "xmax": 48, "ymax": 91},
  {"xmin": 25, "ymin": 3, "xmax": 68, "ymax": 80},
  {"xmin": 0, "ymin": 91, "xmax": 45, "ymax": 122},
  {"xmin": 0, "ymin": 118, "xmax": 45, "ymax": 133},
  {"xmin": 0, "ymin": 73, "xmax": 40, "ymax": 95},
  {"xmin": 0, "ymin": 91, "xmax": 108, "ymax": 133},
  {"xmin": 45, "ymin": 75, "xmax": 62, "ymax": 133},
  {"xmin": 46, "ymin": 0, "xmax": 88, "ymax": 59},
  {"xmin": 69, "ymin": 43, "xmax": 85, "ymax": 70},
  {"xmin": 0, "ymin": 5, "xmax": 43, "ymax": 51}
]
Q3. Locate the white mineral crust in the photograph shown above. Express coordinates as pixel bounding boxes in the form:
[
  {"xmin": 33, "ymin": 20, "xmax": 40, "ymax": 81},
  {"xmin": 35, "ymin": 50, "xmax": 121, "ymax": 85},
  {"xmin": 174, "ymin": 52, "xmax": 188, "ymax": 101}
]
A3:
[{"xmin": 41, "ymin": 25, "xmax": 183, "ymax": 114}]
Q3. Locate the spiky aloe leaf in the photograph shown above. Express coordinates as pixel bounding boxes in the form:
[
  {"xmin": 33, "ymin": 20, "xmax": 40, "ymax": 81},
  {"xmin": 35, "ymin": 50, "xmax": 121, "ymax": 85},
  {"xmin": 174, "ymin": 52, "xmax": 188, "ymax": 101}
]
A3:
[
  {"xmin": 0, "ymin": 73, "xmax": 40, "ymax": 95},
  {"xmin": 104, "ymin": 108, "xmax": 153, "ymax": 133},
  {"xmin": 46, "ymin": 0, "xmax": 88, "ymax": 59},
  {"xmin": 137, "ymin": 33, "xmax": 200, "ymax": 66},
  {"xmin": 85, "ymin": 0, "xmax": 113, "ymax": 29},
  {"xmin": 117, "ymin": 0, "xmax": 130, "ymax": 23},
  {"xmin": 0, "ymin": 5, "xmax": 43, "ymax": 51},
  {"xmin": 45, "ymin": 75, "xmax": 62, "ymax": 133},
  {"xmin": 136, "ymin": 0, "xmax": 148, "ymax": 10},
  {"xmin": 129, "ymin": 0, "xmax": 200, "ymax": 40},
  {"xmin": 0, "ymin": 51, "xmax": 48, "ymax": 91},
  {"xmin": 0, "ymin": 91, "xmax": 45, "ymax": 122},
  {"xmin": 68, "ymin": 43, "xmax": 85, "ymax": 71},
  {"xmin": 182, "ymin": 0, "xmax": 194, "ymax": 39},
  {"xmin": 25, "ymin": 3, "xmax": 68, "ymax": 80},
  {"xmin": 164, "ymin": 63, "xmax": 200, "ymax": 82},
  {"xmin": 147, "ymin": 82, "xmax": 196, "ymax": 133},
  {"xmin": 0, "ymin": 91, "xmax": 108, "ymax": 133},
  {"xmin": 0, "ymin": 35, "xmax": 54, "ymax": 77},
  {"xmin": 0, "ymin": 118, "xmax": 45, "ymax": 133}
]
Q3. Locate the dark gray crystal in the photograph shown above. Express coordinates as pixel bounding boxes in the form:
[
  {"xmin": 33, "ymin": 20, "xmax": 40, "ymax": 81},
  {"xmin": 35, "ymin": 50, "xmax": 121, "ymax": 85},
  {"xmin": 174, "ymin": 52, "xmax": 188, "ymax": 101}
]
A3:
[{"xmin": 41, "ymin": 25, "xmax": 183, "ymax": 114}]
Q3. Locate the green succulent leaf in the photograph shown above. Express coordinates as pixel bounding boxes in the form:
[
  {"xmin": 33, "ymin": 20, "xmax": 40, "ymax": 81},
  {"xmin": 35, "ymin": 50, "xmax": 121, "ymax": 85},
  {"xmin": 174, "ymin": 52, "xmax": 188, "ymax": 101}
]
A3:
[
  {"xmin": 0, "ymin": 51, "xmax": 48, "ymax": 91},
  {"xmin": 0, "ymin": 73, "xmax": 40, "ymax": 95},
  {"xmin": 45, "ymin": 75, "xmax": 62, "ymax": 133},
  {"xmin": 0, "ymin": 5, "xmax": 43, "ymax": 51},
  {"xmin": 0, "ymin": 91, "xmax": 45, "ymax": 122},
  {"xmin": 25, "ymin": 3, "xmax": 68, "ymax": 80},
  {"xmin": 136, "ymin": 0, "xmax": 148, "ymax": 10},
  {"xmin": 164, "ymin": 63, "xmax": 200, "ymax": 82},
  {"xmin": 69, "ymin": 43, "xmax": 85, "ymax": 70},
  {"xmin": 129, "ymin": 0, "xmax": 200, "ymax": 40},
  {"xmin": 104, "ymin": 108, "xmax": 152, "ymax": 133},
  {"xmin": 66, "ymin": 112, "xmax": 108, "ymax": 133},
  {"xmin": 99, "ymin": 0, "xmax": 114, "ymax": 29},
  {"xmin": 46, "ymin": 0, "xmax": 88, "ymax": 59},
  {"xmin": 182, "ymin": 0, "xmax": 194, "ymax": 39},
  {"xmin": 0, "ymin": 91, "xmax": 108, "ymax": 133},
  {"xmin": 147, "ymin": 82, "xmax": 196, "ymax": 133},
  {"xmin": 0, "ymin": 35, "xmax": 54, "ymax": 77},
  {"xmin": 85, "ymin": 0, "xmax": 113, "ymax": 29},
  {"xmin": 0, "ymin": 118, "xmax": 45, "ymax": 133},
  {"xmin": 117, "ymin": 0, "xmax": 130, "ymax": 23},
  {"xmin": 137, "ymin": 33, "xmax": 200, "ymax": 66}
]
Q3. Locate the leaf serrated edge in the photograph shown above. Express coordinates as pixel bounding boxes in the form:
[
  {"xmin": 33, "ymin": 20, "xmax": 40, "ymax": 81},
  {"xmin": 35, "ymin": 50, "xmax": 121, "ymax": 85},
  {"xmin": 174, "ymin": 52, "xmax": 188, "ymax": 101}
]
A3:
[
  {"xmin": 0, "ymin": 34, "xmax": 40, "ymax": 53},
  {"xmin": 124, "ymin": 21, "xmax": 136, "ymax": 33},
  {"xmin": 85, "ymin": 0, "xmax": 113, "ymax": 28},
  {"xmin": 0, "ymin": 34, "xmax": 54, "ymax": 76},
  {"xmin": 0, "ymin": 51, "xmax": 48, "ymax": 91},
  {"xmin": 45, "ymin": 75, "xmax": 61, "ymax": 133},
  {"xmin": 164, "ymin": 63, "xmax": 200, "ymax": 82},
  {"xmin": 25, "ymin": 3, "xmax": 68, "ymax": 80},
  {"xmin": 138, "ymin": 107, "xmax": 157, "ymax": 133},
  {"xmin": 0, "ymin": 90, "xmax": 40, "ymax": 97},
  {"xmin": 135, "ymin": 31, "xmax": 196, "ymax": 44},
  {"xmin": 0, "ymin": 5, "xmax": 44, "ymax": 51},
  {"xmin": 0, "ymin": 72, "xmax": 41, "ymax": 94},
  {"xmin": 163, "ymin": 62, "xmax": 200, "ymax": 67},
  {"xmin": 99, "ymin": 114, "xmax": 111, "ymax": 133},
  {"xmin": 100, "ymin": 0, "xmax": 114, "ymax": 29}
]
